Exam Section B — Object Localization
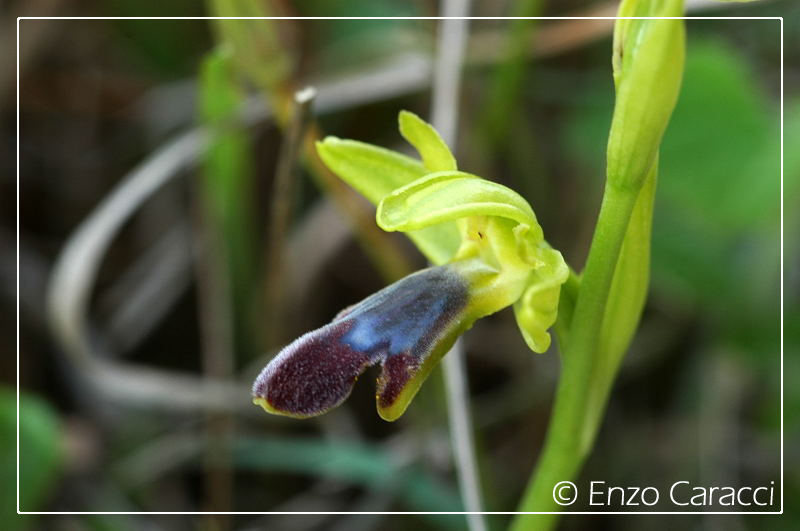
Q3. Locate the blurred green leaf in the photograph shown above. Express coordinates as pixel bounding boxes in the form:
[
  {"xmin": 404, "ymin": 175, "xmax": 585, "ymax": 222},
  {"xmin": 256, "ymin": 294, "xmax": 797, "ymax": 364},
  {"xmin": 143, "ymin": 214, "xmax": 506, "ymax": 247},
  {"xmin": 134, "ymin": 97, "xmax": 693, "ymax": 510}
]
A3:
[
  {"xmin": 653, "ymin": 39, "xmax": 785, "ymax": 324},
  {"xmin": 107, "ymin": 1, "xmax": 209, "ymax": 76},
  {"xmin": 0, "ymin": 387, "xmax": 62, "ymax": 526},
  {"xmin": 231, "ymin": 436, "xmax": 462, "ymax": 526},
  {"xmin": 207, "ymin": 0, "xmax": 290, "ymax": 100},
  {"xmin": 659, "ymin": 42, "xmax": 779, "ymax": 229},
  {"xmin": 198, "ymin": 48, "xmax": 257, "ymax": 318},
  {"xmin": 293, "ymin": 0, "xmax": 417, "ymax": 23},
  {"xmin": 480, "ymin": 0, "xmax": 543, "ymax": 147},
  {"xmin": 296, "ymin": 1, "xmax": 424, "ymax": 73}
]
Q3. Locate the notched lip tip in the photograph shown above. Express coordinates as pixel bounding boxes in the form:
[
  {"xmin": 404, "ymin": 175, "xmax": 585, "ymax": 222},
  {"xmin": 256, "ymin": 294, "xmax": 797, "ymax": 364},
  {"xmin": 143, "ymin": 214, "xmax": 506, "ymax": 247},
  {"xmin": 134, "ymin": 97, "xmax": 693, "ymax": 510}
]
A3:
[
  {"xmin": 377, "ymin": 411, "xmax": 400, "ymax": 423},
  {"xmin": 376, "ymin": 401, "xmax": 406, "ymax": 423}
]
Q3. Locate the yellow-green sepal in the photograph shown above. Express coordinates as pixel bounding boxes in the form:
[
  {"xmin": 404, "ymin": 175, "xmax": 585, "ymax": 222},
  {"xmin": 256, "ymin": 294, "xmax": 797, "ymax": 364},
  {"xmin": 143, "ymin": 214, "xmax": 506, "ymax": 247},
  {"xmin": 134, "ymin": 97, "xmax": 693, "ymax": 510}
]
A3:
[{"xmin": 316, "ymin": 137, "xmax": 461, "ymax": 264}]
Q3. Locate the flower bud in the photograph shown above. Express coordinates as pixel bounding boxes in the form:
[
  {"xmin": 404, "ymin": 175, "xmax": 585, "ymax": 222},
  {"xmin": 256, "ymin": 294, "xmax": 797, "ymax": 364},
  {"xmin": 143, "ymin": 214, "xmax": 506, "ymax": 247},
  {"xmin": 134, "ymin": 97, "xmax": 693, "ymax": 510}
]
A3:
[{"xmin": 606, "ymin": 0, "xmax": 685, "ymax": 191}]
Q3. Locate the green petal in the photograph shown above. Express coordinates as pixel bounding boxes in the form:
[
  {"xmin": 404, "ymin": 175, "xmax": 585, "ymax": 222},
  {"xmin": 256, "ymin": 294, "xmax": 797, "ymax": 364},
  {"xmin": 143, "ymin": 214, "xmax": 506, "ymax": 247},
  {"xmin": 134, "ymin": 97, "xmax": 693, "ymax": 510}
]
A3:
[
  {"xmin": 377, "ymin": 171, "xmax": 541, "ymax": 241},
  {"xmin": 398, "ymin": 110, "xmax": 458, "ymax": 172}
]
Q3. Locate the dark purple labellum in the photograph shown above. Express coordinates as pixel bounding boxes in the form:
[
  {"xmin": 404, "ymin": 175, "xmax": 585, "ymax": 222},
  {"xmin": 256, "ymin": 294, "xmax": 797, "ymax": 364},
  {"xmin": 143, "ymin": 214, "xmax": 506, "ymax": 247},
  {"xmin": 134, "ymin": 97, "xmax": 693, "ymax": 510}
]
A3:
[{"xmin": 252, "ymin": 265, "xmax": 469, "ymax": 421}]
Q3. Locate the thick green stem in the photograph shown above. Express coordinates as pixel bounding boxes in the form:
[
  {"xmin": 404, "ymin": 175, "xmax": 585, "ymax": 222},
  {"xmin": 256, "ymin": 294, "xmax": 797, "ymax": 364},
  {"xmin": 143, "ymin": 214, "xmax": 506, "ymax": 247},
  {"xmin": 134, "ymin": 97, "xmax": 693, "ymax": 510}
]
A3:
[{"xmin": 510, "ymin": 183, "xmax": 639, "ymax": 530}]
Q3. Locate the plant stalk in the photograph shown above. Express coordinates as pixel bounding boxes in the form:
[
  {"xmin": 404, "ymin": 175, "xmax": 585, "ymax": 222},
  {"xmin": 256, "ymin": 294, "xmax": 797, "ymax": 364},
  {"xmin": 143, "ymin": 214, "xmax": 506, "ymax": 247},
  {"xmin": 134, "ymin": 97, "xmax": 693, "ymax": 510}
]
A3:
[{"xmin": 510, "ymin": 182, "xmax": 639, "ymax": 530}]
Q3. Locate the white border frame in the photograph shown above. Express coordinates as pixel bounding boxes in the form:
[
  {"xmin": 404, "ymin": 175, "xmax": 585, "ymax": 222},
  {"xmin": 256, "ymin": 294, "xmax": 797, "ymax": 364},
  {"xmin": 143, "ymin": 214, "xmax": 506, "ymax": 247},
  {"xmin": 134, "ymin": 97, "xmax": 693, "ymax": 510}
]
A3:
[{"xmin": 16, "ymin": 15, "xmax": 784, "ymax": 517}]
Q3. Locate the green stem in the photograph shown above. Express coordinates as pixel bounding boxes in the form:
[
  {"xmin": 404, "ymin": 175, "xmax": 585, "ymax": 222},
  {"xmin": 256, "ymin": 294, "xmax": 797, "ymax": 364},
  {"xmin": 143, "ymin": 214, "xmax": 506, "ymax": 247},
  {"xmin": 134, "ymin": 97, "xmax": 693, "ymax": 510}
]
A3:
[{"xmin": 510, "ymin": 183, "xmax": 639, "ymax": 530}]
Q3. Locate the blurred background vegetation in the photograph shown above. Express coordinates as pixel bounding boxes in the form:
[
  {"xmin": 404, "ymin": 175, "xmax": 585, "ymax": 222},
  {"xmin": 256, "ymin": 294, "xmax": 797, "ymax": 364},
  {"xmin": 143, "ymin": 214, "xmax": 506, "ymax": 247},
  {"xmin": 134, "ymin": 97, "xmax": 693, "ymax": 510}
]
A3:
[{"xmin": 4, "ymin": 1, "xmax": 797, "ymax": 530}]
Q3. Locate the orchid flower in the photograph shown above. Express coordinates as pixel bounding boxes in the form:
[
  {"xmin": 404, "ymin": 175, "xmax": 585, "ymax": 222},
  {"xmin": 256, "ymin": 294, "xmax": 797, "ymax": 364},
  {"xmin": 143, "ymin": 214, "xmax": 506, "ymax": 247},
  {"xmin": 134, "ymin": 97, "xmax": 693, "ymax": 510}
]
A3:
[{"xmin": 253, "ymin": 111, "xmax": 568, "ymax": 421}]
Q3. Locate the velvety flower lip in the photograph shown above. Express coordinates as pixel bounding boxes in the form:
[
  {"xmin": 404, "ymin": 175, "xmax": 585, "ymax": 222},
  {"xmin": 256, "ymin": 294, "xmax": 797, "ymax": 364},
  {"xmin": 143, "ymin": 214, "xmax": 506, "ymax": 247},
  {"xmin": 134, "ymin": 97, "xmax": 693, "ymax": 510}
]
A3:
[{"xmin": 252, "ymin": 265, "xmax": 469, "ymax": 421}]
